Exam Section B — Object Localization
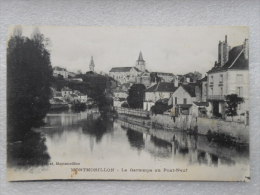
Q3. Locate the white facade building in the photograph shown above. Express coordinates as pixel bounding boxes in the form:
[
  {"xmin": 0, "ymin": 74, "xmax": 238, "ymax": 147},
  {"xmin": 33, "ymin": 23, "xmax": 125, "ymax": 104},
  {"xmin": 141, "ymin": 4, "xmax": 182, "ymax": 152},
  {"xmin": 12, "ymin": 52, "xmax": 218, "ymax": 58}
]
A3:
[
  {"xmin": 207, "ymin": 37, "xmax": 249, "ymax": 123},
  {"xmin": 53, "ymin": 66, "xmax": 69, "ymax": 79},
  {"xmin": 143, "ymin": 82, "xmax": 177, "ymax": 111},
  {"xmin": 109, "ymin": 52, "xmax": 148, "ymax": 84}
]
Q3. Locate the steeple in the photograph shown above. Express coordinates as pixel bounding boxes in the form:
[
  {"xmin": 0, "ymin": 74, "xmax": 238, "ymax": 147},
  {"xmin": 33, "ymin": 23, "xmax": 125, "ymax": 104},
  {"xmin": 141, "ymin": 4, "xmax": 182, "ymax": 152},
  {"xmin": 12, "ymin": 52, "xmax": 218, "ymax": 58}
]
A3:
[
  {"xmin": 89, "ymin": 56, "xmax": 95, "ymax": 72},
  {"xmin": 136, "ymin": 51, "xmax": 146, "ymax": 72},
  {"xmin": 138, "ymin": 51, "xmax": 144, "ymax": 62}
]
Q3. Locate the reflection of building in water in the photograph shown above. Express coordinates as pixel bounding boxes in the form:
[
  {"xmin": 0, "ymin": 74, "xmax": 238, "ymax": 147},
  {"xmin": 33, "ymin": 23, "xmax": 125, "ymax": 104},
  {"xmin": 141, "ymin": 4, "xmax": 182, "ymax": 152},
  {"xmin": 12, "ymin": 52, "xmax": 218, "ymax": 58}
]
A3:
[
  {"xmin": 45, "ymin": 111, "xmax": 98, "ymax": 127},
  {"xmin": 118, "ymin": 117, "xmax": 248, "ymax": 166}
]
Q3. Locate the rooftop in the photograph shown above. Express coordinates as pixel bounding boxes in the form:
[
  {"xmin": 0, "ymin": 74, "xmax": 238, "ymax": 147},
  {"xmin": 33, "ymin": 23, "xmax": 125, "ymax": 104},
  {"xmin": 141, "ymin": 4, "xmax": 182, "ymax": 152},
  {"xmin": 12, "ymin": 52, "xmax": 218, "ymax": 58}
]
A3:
[
  {"xmin": 208, "ymin": 45, "xmax": 249, "ymax": 74},
  {"xmin": 146, "ymin": 82, "xmax": 177, "ymax": 93},
  {"xmin": 181, "ymin": 83, "xmax": 197, "ymax": 97},
  {"xmin": 109, "ymin": 67, "xmax": 141, "ymax": 72}
]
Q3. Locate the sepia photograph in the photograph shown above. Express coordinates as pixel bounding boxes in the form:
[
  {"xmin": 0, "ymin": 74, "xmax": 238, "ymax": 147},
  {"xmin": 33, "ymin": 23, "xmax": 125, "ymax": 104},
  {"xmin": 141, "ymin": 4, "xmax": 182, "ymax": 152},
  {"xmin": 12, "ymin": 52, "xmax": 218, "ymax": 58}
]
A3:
[{"xmin": 7, "ymin": 26, "xmax": 250, "ymax": 181}]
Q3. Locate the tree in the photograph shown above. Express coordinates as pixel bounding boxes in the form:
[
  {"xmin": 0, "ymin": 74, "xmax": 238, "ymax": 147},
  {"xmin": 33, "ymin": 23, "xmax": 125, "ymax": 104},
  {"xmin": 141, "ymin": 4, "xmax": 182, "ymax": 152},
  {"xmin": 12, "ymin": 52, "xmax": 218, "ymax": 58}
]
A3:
[
  {"xmin": 151, "ymin": 99, "xmax": 171, "ymax": 114},
  {"xmin": 127, "ymin": 84, "xmax": 146, "ymax": 108},
  {"xmin": 7, "ymin": 27, "xmax": 53, "ymax": 142},
  {"xmin": 225, "ymin": 94, "xmax": 244, "ymax": 121}
]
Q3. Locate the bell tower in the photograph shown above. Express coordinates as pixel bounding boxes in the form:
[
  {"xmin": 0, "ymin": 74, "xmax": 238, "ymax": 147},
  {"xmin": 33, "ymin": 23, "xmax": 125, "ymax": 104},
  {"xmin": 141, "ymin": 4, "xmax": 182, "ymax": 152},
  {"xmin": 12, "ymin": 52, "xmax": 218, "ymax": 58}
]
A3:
[
  {"xmin": 89, "ymin": 56, "xmax": 95, "ymax": 72},
  {"xmin": 136, "ymin": 51, "xmax": 146, "ymax": 72}
]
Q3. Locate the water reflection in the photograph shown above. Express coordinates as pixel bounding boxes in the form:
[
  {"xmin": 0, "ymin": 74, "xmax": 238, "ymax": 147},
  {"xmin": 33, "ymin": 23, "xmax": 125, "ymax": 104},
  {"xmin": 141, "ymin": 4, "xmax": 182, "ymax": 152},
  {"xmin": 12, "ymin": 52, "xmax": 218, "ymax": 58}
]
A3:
[
  {"xmin": 126, "ymin": 129, "xmax": 145, "ymax": 150},
  {"xmin": 82, "ymin": 115, "xmax": 114, "ymax": 143},
  {"xmin": 7, "ymin": 130, "xmax": 50, "ymax": 167},
  {"xmin": 9, "ymin": 110, "xmax": 249, "ymax": 173}
]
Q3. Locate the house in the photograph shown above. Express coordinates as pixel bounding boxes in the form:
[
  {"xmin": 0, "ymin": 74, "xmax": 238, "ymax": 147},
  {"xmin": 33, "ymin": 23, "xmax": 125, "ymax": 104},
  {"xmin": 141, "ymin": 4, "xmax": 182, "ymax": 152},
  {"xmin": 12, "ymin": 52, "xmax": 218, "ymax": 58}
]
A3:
[
  {"xmin": 136, "ymin": 72, "xmax": 151, "ymax": 88},
  {"xmin": 207, "ymin": 36, "xmax": 249, "ymax": 122},
  {"xmin": 150, "ymin": 72, "xmax": 175, "ymax": 84},
  {"xmin": 112, "ymin": 84, "xmax": 129, "ymax": 107},
  {"xmin": 196, "ymin": 76, "xmax": 208, "ymax": 102},
  {"xmin": 53, "ymin": 66, "xmax": 69, "ymax": 78},
  {"xmin": 113, "ymin": 97, "xmax": 127, "ymax": 107},
  {"xmin": 74, "ymin": 91, "xmax": 88, "ymax": 103},
  {"xmin": 109, "ymin": 52, "xmax": 148, "ymax": 84},
  {"xmin": 143, "ymin": 82, "xmax": 178, "ymax": 111},
  {"xmin": 61, "ymin": 87, "xmax": 73, "ymax": 97},
  {"xmin": 68, "ymin": 71, "xmax": 76, "ymax": 78},
  {"xmin": 168, "ymin": 83, "xmax": 199, "ymax": 115},
  {"xmin": 176, "ymin": 72, "xmax": 202, "ymax": 85},
  {"xmin": 191, "ymin": 102, "xmax": 209, "ymax": 117}
]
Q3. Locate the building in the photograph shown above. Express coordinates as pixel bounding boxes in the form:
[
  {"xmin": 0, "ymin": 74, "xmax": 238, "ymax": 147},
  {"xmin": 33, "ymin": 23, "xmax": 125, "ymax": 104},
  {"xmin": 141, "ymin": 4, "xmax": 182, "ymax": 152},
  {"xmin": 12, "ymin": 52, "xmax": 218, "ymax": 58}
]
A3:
[
  {"xmin": 136, "ymin": 72, "xmax": 151, "ymax": 88},
  {"xmin": 197, "ymin": 76, "xmax": 208, "ymax": 102},
  {"xmin": 143, "ymin": 82, "xmax": 178, "ymax": 111},
  {"xmin": 109, "ymin": 67, "xmax": 141, "ymax": 84},
  {"xmin": 181, "ymin": 72, "xmax": 202, "ymax": 84},
  {"xmin": 109, "ymin": 52, "xmax": 148, "ymax": 84},
  {"xmin": 61, "ymin": 87, "xmax": 73, "ymax": 97},
  {"xmin": 168, "ymin": 83, "xmax": 199, "ymax": 115},
  {"xmin": 68, "ymin": 71, "xmax": 77, "ymax": 78},
  {"xmin": 89, "ymin": 56, "xmax": 95, "ymax": 72},
  {"xmin": 112, "ymin": 83, "xmax": 129, "ymax": 107},
  {"xmin": 207, "ymin": 36, "xmax": 249, "ymax": 122},
  {"xmin": 53, "ymin": 66, "xmax": 68, "ymax": 78},
  {"xmin": 150, "ymin": 72, "xmax": 175, "ymax": 84}
]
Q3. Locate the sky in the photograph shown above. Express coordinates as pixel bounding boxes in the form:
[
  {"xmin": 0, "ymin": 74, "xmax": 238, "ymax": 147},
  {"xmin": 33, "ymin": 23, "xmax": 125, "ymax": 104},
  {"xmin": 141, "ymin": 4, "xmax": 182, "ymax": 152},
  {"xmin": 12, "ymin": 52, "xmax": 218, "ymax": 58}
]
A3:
[{"xmin": 9, "ymin": 26, "xmax": 249, "ymax": 75}]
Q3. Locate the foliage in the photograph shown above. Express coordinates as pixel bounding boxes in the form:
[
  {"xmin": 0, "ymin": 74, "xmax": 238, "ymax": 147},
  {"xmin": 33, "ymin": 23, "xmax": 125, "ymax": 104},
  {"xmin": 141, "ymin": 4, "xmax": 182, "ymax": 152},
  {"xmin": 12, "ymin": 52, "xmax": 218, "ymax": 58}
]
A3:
[
  {"xmin": 7, "ymin": 27, "xmax": 53, "ymax": 142},
  {"xmin": 81, "ymin": 73, "xmax": 115, "ymax": 115},
  {"xmin": 127, "ymin": 84, "xmax": 146, "ymax": 108},
  {"xmin": 225, "ymin": 94, "xmax": 244, "ymax": 120},
  {"xmin": 151, "ymin": 99, "xmax": 171, "ymax": 114},
  {"xmin": 121, "ymin": 102, "xmax": 129, "ymax": 108}
]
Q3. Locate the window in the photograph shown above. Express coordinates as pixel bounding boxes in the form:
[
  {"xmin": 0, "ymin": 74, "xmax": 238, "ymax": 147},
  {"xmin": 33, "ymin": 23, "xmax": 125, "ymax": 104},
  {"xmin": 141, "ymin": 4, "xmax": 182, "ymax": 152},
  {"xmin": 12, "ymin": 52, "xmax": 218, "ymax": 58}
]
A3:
[
  {"xmin": 236, "ymin": 87, "xmax": 243, "ymax": 96},
  {"xmin": 175, "ymin": 97, "xmax": 177, "ymax": 105},
  {"xmin": 220, "ymin": 74, "xmax": 223, "ymax": 82},
  {"xmin": 220, "ymin": 87, "xmax": 223, "ymax": 95},
  {"xmin": 183, "ymin": 98, "xmax": 187, "ymax": 104},
  {"xmin": 236, "ymin": 74, "xmax": 243, "ymax": 83}
]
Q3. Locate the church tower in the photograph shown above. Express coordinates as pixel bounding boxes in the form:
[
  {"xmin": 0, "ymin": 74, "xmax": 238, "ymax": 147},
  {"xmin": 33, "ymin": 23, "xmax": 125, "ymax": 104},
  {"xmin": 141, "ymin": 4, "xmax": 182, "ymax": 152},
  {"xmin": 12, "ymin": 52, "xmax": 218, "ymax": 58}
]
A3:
[
  {"xmin": 136, "ymin": 51, "xmax": 146, "ymax": 72},
  {"xmin": 89, "ymin": 56, "xmax": 95, "ymax": 72}
]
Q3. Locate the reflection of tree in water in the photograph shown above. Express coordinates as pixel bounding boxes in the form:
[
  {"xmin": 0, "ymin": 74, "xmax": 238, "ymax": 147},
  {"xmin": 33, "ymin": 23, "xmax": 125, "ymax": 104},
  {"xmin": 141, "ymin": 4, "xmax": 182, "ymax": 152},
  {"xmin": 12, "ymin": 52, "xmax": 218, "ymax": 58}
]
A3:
[
  {"xmin": 197, "ymin": 151, "xmax": 208, "ymax": 165},
  {"xmin": 82, "ymin": 115, "xmax": 114, "ymax": 143},
  {"xmin": 126, "ymin": 129, "xmax": 145, "ymax": 150},
  {"xmin": 150, "ymin": 136, "xmax": 172, "ymax": 151},
  {"xmin": 210, "ymin": 153, "xmax": 219, "ymax": 166},
  {"xmin": 7, "ymin": 130, "xmax": 50, "ymax": 167}
]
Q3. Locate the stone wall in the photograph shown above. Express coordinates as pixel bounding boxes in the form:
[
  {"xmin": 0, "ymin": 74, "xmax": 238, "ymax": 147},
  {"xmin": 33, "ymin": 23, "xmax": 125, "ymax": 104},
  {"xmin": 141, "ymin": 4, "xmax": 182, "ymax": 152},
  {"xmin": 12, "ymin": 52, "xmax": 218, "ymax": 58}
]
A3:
[{"xmin": 150, "ymin": 114, "xmax": 249, "ymax": 144}]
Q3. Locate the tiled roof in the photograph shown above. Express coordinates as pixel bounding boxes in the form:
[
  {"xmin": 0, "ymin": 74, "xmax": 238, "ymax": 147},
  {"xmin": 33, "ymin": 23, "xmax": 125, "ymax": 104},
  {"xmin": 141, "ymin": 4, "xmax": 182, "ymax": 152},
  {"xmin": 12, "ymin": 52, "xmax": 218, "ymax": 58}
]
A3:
[
  {"xmin": 151, "ymin": 72, "xmax": 174, "ymax": 76},
  {"xmin": 181, "ymin": 83, "xmax": 196, "ymax": 97},
  {"xmin": 146, "ymin": 82, "xmax": 177, "ymax": 93},
  {"xmin": 193, "ymin": 102, "xmax": 209, "ymax": 107},
  {"xmin": 208, "ymin": 45, "xmax": 249, "ymax": 74},
  {"xmin": 109, "ymin": 67, "xmax": 141, "ymax": 72}
]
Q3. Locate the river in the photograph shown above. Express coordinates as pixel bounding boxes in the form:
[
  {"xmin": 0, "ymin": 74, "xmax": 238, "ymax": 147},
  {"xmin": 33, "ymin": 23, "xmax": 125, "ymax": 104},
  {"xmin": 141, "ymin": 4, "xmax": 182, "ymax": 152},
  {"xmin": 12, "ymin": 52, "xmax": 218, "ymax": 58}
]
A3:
[{"xmin": 8, "ymin": 109, "xmax": 250, "ymax": 181}]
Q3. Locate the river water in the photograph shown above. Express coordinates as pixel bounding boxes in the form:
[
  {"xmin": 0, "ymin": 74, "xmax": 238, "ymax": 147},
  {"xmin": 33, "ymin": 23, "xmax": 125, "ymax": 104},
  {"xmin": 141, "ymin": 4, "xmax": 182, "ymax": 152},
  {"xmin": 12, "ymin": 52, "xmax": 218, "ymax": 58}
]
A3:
[{"xmin": 8, "ymin": 110, "xmax": 250, "ymax": 181}]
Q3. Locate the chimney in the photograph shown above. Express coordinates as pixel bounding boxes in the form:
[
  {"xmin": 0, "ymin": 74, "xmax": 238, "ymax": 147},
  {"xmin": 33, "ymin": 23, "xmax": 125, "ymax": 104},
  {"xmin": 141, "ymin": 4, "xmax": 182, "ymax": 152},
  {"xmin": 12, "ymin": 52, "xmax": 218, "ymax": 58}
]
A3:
[
  {"xmin": 243, "ymin": 38, "xmax": 249, "ymax": 60},
  {"xmin": 174, "ymin": 77, "xmax": 179, "ymax": 87},
  {"xmin": 218, "ymin": 41, "xmax": 223, "ymax": 65},
  {"xmin": 225, "ymin": 35, "xmax": 227, "ymax": 43}
]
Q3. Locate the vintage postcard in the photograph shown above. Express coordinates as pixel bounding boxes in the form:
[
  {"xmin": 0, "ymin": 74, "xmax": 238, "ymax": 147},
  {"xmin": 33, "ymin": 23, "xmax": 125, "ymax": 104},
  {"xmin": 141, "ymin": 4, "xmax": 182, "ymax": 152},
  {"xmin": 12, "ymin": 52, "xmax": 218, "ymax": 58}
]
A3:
[{"xmin": 7, "ymin": 26, "xmax": 250, "ymax": 181}]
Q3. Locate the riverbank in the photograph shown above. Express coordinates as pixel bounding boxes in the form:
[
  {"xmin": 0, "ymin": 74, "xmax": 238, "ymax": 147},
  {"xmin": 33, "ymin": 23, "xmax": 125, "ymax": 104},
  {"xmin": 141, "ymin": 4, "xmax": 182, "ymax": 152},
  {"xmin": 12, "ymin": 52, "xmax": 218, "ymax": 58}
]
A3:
[{"xmin": 115, "ymin": 107, "xmax": 249, "ymax": 144}]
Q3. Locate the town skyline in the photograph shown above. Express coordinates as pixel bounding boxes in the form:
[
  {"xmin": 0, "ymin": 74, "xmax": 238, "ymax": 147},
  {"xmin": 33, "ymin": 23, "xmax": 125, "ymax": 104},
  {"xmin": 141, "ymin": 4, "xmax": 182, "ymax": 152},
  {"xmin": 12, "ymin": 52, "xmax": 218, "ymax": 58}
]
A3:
[{"xmin": 9, "ymin": 26, "xmax": 249, "ymax": 75}]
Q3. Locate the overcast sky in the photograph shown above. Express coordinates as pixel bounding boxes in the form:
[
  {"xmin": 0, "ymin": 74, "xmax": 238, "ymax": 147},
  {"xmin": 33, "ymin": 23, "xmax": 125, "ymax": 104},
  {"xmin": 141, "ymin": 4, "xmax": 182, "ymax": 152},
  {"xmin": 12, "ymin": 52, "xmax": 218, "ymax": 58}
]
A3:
[{"xmin": 9, "ymin": 26, "xmax": 249, "ymax": 75}]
